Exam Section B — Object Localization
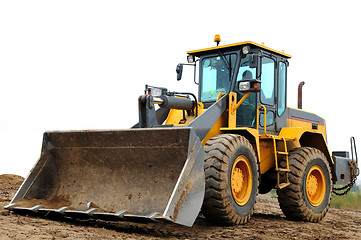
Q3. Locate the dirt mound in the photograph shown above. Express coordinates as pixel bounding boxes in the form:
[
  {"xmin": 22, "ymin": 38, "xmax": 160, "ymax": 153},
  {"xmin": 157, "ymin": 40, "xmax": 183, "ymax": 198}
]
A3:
[
  {"xmin": 0, "ymin": 174, "xmax": 24, "ymax": 202},
  {"xmin": 1, "ymin": 174, "xmax": 361, "ymax": 239}
]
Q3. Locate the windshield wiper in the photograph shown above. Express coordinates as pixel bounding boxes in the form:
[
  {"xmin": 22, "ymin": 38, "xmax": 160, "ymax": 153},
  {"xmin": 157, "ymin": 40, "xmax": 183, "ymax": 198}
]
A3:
[
  {"xmin": 217, "ymin": 50, "xmax": 230, "ymax": 70},
  {"xmin": 217, "ymin": 50, "xmax": 233, "ymax": 81}
]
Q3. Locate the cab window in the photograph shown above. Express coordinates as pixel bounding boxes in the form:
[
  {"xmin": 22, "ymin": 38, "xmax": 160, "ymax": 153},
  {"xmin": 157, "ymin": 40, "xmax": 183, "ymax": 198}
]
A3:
[
  {"xmin": 200, "ymin": 54, "xmax": 237, "ymax": 102},
  {"xmin": 260, "ymin": 57, "xmax": 275, "ymax": 105},
  {"xmin": 235, "ymin": 54, "xmax": 257, "ymax": 127},
  {"xmin": 278, "ymin": 62, "xmax": 287, "ymax": 116},
  {"xmin": 237, "ymin": 54, "xmax": 256, "ymax": 81}
]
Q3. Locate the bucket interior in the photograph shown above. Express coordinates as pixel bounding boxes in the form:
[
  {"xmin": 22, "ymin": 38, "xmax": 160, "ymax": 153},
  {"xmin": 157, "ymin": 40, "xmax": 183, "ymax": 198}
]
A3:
[{"xmin": 14, "ymin": 128, "xmax": 192, "ymax": 215}]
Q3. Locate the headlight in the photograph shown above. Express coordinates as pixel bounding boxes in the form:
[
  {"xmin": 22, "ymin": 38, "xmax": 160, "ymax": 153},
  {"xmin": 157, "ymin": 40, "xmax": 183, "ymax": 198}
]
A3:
[
  {"xmin": 239, "ymin": 82, "xmax": 250, "ymax": 91},
  {"xmin": 242, "ymin": 45, "xmax": 250, "ymax": 54},
  {"xmin": 145, "ymin": 85, "xmax": 167, "ymax": 97},
  {"xmin": 187, "ymin": 54, "xmax": 195, "ymax": 63},
  {"xmin": 238, "ymin": 80, "xmax": 261, "ymax": 92}
]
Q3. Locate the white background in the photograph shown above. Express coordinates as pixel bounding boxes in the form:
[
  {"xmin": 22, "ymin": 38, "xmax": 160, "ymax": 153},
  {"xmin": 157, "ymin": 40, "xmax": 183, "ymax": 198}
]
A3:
[{"xmin": 0, "ymin": 0, "xmax": 360, "ymax": 185}]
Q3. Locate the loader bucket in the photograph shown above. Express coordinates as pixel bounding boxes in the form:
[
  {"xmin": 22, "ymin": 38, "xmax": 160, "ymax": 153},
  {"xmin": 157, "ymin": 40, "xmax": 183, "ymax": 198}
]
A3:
[{"xmin": 5, "ymin": 127, "xmax": 205, "ymax": 227}]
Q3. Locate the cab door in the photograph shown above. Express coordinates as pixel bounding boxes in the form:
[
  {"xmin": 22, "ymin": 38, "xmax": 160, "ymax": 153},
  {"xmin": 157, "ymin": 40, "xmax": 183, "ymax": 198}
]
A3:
[{"xmin": 258, "ymin": 55, "xmax": 277, "ymax": 134}]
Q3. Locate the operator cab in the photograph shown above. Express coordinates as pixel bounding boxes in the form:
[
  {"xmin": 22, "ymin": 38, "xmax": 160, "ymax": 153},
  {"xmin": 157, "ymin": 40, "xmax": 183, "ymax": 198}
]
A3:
[{"xmin": 187, "ymin": 41, "xmax": 291, "ymax": 133}]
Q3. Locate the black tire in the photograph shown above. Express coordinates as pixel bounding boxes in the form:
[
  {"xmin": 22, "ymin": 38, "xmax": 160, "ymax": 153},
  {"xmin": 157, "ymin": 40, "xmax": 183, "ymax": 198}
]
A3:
[
  {"xmin": 202, "ymin": 134, "xmax": 259, "ymax": 225},
  {"xmin": 277, "ymin": 147, "xmax": 332, "ymax": 222}
]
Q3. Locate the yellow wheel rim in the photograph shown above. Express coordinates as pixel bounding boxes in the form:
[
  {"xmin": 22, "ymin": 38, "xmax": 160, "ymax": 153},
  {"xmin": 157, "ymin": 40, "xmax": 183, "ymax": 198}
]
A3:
[
  {"xmin": 306, "ymin": 165, "xmax": 326, "ymax": 206},
  {"xmin": 231, "ymin": 156, "xmax": 252, "ymax": 206}
]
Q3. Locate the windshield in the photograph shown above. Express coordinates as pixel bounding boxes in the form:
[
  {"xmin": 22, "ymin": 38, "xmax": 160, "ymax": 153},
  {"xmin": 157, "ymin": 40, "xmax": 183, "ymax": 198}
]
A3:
[{"xmin": 200, "ymin": 54, "xmax": 237, "ymax": 102}]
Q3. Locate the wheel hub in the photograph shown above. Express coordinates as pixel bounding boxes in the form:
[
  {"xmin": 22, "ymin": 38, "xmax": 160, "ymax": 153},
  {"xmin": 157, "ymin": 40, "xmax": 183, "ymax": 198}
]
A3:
[
  {"xmin": 231, "ymin": 156, "xmax": 252, "ymax": 206},
  {"xmin": 306, "ymin": 175, "xmax": 318, "ymax": 196},
  {"xmin": 231, "ymin": 168, "xmax": 244, "ymax": 193},
  {"xmin": 306, "ymin": 165, "xmax": 326, "ymax": 206}
]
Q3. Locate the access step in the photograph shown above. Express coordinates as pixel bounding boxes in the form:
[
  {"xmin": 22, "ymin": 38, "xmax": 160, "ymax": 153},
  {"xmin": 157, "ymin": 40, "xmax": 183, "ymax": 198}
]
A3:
[
  {"xmin": 277, "ymin": 168, "xmax": 290, "ymax": 172},
  {"xmin": 276, "ymin": 182, "xmax": 291, "ymax": 189}
]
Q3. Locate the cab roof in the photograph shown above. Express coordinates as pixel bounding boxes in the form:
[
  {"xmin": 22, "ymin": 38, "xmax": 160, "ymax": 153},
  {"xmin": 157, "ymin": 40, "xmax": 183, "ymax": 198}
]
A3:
[{"xmin": 187, "ymin": 41, "xmax": 291, "ymax": 58}]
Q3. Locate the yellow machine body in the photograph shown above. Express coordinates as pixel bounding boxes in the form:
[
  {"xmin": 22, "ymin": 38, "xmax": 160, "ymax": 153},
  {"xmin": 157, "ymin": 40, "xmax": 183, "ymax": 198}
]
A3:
[
  {"xmin": 6, "ymin": 39, "xmax": 355, "ymax": 227},
  {"xmin": 164, "ymin": 96, "xmax": 332, "ymax": 179}
]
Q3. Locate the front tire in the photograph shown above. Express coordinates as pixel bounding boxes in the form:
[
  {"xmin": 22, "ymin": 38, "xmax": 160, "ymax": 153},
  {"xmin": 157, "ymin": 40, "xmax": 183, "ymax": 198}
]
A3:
[
  {"xmin": 277, "ymin": 147, "xmax": 332, "ymax": 222},
  {"xmin": 202, "ymin": 134, "xmax": 259, "ymax": 225}
]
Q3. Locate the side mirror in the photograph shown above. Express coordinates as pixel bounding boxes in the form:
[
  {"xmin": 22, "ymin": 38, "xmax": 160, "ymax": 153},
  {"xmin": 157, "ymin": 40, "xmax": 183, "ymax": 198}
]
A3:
[
  {"xmin": 176, "ymin": 64, "xmax": 183, "ymax": 81},
  {"xmin": 249, "ymin": 54, "xmax": 258, "ymax": 68}
]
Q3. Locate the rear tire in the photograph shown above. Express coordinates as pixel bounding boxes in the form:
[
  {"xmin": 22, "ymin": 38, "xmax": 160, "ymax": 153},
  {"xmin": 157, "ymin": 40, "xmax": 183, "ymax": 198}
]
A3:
[
  {"xmin": 202, "ymin": 134, "xmax": 259, "ymax": 225},
  {"xmin": 277, "ymin": 147, "xmax": 332, "ymax": 222}
]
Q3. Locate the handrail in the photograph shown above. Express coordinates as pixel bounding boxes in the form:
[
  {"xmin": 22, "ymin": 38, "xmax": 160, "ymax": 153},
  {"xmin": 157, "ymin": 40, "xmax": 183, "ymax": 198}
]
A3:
[
  {"xmin": 256, "ymin": 105, "xmax": 269, "ymax": 136},
  {"xmin": 231, "ymin": 92, "xmax": 251, "ymax": 113},
  {"xmin": 351, "ymin": 136, "xmax": 358, "ymax": 166},
  {"xmin": 228, "ymin": 92, "xmax": 250, "ymax": 128}
]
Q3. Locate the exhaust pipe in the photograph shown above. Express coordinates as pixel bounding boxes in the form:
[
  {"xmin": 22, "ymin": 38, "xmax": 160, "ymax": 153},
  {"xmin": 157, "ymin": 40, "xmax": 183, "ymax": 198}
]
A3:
[{"xmin": 298, "ymin": 81, "xmax": 305, "ymax": 109}]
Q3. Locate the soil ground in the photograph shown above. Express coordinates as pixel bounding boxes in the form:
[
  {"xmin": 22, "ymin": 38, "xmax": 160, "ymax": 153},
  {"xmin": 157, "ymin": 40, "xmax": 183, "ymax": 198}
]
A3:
[{"xmin": 1, "ymin": 174, "xmax": 360, "ymax": 239}]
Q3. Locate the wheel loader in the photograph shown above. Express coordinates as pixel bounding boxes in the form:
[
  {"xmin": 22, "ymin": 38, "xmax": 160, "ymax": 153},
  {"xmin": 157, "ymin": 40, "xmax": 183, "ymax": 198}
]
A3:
[{"xmin": 6, "ymin": 35, "xmax": 359, "ymax": 227}]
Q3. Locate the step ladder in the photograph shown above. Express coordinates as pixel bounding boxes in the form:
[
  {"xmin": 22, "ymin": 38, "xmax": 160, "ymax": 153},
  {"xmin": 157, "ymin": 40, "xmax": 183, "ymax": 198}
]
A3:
[
  {"xmin": 272, "ymin": 136, "xmax": 291, "ymax": 189},
  {"xmin": 256, "ymin": 105, "xmax": 291, "ymax": 189},
  {"xmin": 260, "ymin": 135, "xmax": 291, "ymax": 189}
]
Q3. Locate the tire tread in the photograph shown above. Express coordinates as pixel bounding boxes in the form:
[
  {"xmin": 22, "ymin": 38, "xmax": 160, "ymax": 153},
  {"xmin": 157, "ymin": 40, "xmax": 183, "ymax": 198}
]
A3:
[
  {"xmin": 277, "ymin": 147, "xmax": 332, "ymax": 222},
  {"xmin": 202, "ymin": 134, "xmax": 258, "ymax": 225}
]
